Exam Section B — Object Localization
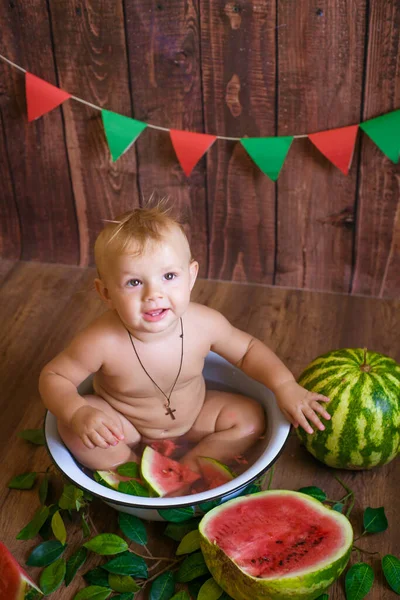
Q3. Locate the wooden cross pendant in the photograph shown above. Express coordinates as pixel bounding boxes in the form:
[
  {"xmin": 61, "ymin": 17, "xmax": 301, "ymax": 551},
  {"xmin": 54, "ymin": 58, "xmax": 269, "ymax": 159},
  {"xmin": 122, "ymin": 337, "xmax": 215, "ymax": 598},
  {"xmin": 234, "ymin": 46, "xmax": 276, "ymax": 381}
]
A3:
[{"xmin": 165, "ymin": 405, "xmax": 176, "ymax": 420}]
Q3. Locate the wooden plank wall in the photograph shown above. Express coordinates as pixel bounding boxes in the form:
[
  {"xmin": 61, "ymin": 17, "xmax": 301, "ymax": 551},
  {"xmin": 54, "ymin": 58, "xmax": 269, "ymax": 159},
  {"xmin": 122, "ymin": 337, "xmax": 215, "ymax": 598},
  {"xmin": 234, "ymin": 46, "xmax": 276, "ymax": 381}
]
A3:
[{"xmin": 0, "ymin": 0, "xmax": 399, "ymax": 295}]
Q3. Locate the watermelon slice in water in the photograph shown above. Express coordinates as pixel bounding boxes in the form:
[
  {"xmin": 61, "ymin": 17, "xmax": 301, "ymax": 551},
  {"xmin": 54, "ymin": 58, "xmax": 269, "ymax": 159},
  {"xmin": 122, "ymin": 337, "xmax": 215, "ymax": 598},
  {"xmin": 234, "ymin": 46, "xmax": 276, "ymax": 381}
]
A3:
[
  {"xmin": 93, "ymin": 470, "xmax": 144, "ymax": 490},
  {"xmin": 150, "ymin": 439, "xmax": 179, "ymax": 457},
  {"xmin": 0, "ymin": 542, "xmax": 43, "ymax": 599},
  {"xmin": 200, "ymin": 490, "xmax": 353, "ymax": 600},
  {"xmin": 198, "ymin": 457, "xmax": 236, "ymax": 490},
  {"xmin": 141, "ymin": 447, "xmax": 200, "ymax": 497}
]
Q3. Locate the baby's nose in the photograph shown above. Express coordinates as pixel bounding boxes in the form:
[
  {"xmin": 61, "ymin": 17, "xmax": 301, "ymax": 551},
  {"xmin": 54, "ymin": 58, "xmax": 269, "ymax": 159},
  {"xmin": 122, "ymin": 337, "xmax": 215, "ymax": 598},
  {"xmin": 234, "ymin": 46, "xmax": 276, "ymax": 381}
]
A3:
[{"xmin": 144, "ymin": 283, "xmax": 163, "ymax": 301}]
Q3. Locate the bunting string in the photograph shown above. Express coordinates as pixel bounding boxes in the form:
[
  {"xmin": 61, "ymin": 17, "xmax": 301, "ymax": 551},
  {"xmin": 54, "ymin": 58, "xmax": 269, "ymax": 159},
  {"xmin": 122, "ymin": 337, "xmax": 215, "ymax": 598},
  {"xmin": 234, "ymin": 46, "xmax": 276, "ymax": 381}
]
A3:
[{"xmin": 1, "ymin": 53, "xmax": 399, "ymax": 180}]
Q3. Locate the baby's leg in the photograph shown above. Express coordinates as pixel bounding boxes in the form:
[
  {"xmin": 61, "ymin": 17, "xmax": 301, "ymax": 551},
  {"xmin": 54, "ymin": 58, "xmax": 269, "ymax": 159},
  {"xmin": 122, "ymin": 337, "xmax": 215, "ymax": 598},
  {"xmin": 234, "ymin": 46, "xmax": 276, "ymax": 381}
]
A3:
[
  {"xmin": 182, "ymin": 390, "xmax": 265, "ymax": 471},
  {"xmin": 57, "ymin": 395, "xmax": 141, "ymax": 471}
]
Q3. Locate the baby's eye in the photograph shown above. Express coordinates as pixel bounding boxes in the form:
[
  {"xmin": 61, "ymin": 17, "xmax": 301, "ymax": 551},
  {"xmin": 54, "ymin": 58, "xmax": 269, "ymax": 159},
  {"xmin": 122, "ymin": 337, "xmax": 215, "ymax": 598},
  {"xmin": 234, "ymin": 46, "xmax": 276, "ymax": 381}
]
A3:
[
  {"xmin": 127, "ymin": 279, "xmax": 141, "ymax": 287},
  {"xmin": 164, "ymin": 272, "xmax": 177, "ymax": 281}
]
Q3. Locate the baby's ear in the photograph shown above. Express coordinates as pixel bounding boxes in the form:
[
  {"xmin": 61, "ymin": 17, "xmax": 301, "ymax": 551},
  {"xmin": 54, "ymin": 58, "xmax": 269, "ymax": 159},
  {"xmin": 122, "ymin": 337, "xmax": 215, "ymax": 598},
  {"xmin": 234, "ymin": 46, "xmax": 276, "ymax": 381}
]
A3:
[
  {"xmin": 94, "ymin": 278, "xmax": 113, "ymax": 308},
  {"xmin": 189, "ymin": 260, "xmax": 199, "ymax": 290}
]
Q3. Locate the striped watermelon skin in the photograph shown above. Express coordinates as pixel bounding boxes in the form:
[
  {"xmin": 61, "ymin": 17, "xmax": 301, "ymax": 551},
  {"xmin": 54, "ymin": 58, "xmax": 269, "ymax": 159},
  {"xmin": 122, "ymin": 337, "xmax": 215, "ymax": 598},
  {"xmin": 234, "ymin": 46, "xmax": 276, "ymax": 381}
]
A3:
[{"xmin": 297, "ymin": 349, "xmax": 400, "ymax": 469}]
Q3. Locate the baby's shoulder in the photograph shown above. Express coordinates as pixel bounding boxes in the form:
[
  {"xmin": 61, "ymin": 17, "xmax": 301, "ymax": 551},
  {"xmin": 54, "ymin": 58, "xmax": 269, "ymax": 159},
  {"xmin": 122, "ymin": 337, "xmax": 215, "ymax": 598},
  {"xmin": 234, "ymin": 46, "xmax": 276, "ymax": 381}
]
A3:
[
  {"xmin": 74, "ymin": 310, "xmax": 123, "ymax": 345},
  {"xmin": 186, "ymin": 302, "xmax": 228, "ymax": 328}
]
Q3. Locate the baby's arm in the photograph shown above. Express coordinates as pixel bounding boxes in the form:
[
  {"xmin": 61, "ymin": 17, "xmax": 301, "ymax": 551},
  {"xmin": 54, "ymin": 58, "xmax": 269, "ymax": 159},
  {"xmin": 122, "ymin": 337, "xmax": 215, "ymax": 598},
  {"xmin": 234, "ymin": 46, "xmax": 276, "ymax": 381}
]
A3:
[
  {"xmin": 39, "ymin": 324, "xmax": 124, "ymax": 449},
  {"xmin": 203, "ymin": 307, "xmax": 330, "ymax": 434}
]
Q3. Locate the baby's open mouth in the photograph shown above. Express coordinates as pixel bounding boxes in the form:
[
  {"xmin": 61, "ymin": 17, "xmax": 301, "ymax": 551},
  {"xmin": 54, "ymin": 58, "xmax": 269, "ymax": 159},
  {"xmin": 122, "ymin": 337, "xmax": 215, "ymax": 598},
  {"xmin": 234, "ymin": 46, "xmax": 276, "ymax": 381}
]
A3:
[
  {"xmin": 145, "ymin": 308, "xmax": 167, "ymax": 316},
  {"xmin": 143, "ymin": 308, "xmax": 169, "ymax": 321}
]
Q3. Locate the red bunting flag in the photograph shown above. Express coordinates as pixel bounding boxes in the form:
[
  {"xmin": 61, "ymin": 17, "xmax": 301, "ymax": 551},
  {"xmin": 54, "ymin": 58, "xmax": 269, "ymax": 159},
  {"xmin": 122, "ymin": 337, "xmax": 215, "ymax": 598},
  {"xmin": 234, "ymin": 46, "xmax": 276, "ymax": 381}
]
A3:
[
  {"xmin": 170, "ymin": 130, "xmax": 217, "ymax": 176},
  {"xmin": 308, "ymin": 125, "xmax": 359, "ymax": 175},
  {"xmin": 25, "ymin": 72, "xmax": 71, "ymax": 121}
]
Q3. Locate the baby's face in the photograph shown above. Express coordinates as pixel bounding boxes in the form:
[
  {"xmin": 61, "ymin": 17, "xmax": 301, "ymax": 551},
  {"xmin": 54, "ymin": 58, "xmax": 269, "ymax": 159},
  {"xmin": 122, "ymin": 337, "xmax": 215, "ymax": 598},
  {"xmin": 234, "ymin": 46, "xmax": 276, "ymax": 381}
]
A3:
[{"xmin": 98, "ymin": 226, "xmax": 198, "ymax": 335}]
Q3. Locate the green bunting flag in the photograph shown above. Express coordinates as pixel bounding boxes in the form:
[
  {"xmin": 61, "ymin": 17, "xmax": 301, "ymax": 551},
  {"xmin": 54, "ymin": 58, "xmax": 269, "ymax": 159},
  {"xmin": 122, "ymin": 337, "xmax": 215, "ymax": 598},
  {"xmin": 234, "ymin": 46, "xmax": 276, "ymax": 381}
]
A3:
[
  {"xmin": 359, "ymin": 109, "xmax": 400, "ymax": 164},
  {"xmin": 240, "ymin": 136, "xmax": 294, "ymax": 181},
  {"xmin": 101, "ymin": 109, "xmax": 147, "ymax": 161}
]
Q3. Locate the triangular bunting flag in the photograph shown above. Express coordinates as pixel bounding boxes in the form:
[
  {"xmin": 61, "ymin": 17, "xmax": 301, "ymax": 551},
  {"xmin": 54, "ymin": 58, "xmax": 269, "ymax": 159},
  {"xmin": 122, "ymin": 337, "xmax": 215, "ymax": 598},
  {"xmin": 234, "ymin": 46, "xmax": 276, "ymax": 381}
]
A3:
[
  {"xmin": 102, "ymin": 110, "xmax": 147, "ymax": 161},
  {"xmin": 240, "ymin": 136, "xmax": 293, "ymax": 181},
  {"xmin": 360, "ymin": 109, "xmax": 400, "ymax": 163},
  {"xmin": 170, "ymin": 130, "xmax": 217, "ymax": 176},
  {"xmin": 308, "ymin": 125, "xmax": 359, "ymax": 175},
  {"xmin": 25, "ymin": 73, "xmax": 71, "ymax": 121}
]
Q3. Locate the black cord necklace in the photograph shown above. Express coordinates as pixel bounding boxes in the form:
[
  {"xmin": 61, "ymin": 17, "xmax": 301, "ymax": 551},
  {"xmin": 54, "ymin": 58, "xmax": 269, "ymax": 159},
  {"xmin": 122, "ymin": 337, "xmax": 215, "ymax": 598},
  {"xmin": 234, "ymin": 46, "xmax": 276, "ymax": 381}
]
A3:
[{"xmin": 127, "ymin": 317, "xmax": 184, "ymax": 420}]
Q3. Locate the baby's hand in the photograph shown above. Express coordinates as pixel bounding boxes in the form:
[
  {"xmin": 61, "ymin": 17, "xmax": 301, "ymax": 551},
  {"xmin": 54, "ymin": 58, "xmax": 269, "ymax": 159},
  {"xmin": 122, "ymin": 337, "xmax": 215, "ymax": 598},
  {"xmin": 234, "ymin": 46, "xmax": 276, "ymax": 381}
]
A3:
[
  {"xmin": 70, "ymin": 405, "xmax": 124, "ymax": 449},
  {"xmin": 274, "ymin": 379, "xmax": 330, "ymax": 434}
]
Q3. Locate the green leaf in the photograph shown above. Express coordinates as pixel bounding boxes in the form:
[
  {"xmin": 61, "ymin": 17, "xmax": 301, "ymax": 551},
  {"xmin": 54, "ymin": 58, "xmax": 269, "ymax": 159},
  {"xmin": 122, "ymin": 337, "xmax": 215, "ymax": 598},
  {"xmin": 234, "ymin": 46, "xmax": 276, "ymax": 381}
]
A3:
[
  {"xmin": 158, "ymin": 506, "xmax": 195, "ymax": 523},
  {"xmin": 118, "ymin": 480, "xmax": 150, "ymax": 497},
  {"xmin": 149, "ymin": 570, "xmax": 175, "ymax": 600},
  {"xmin": 176, "ymin": 551, "xmax": 209, "ymax": 583},
  {"xmin": 18, "ymin": 428, "xmax": 46, "ymax": 445},
  {"xmin": 108, "ymin": 573, "xmax": 141, "ymax": 593},
  {"xmin": 17, "ymin": 506, "xmax": 50, "ymax": 540},
  {"xmin": 38, "ymin": 504, "xmax": 58, "ymax": 540},
  {"xmin": 51, "ymin": 510, "xmax": 67, "ymax": 545},
  {"xmin": 84, "ymin": 534, "xmax": 128, "ymax": 555},
  {"xmin": 24, "ymin": 589, "xmax": 42, "ymax": 600},
  {"xmin": 81, "ymin": 513, "xmax": 91, "ymax": 538},
  {"xmin": 39, "ymin": 557, "xmax": 66, "ymax": 594},
  {"xmin": 176, "ymin": 530, "xmax": 201, "ymax": 555},
  {"xmin": 345, "ymin": 562, "xmax": 374, "ymax": 600},
  {"xmin": 65, "ymin": 546, "xmax": 88, "ymax": 586},
  {"xmin": 116, "ymin": 462, "xmax": 139, "ymax": 478},
  {"xmin": 198, "ymin": 499, "xmax": 221, "ymax": 513},
  {"xmin": 332, "ymin": 503, "xmax": 344, "ymax": 513},
  {"xmin": 84, "ymin": 567, "xmax": 111, "ymax": 588},
  {"xmin": 103, "ymin": 550, "xmax": 148, "ymax": 578},
  {"xmin": 164, "ymin": 520, "xmax": 200, "ymax": 542},
  {"xmin": 83, "ymin": 490, "xmax": 94, "ymax": 502},
  {"xmin": 382, "ymin": 554, "xmax": 400, "ymax": 594},
  {"xmin": 118, "ymin": 512, "xmax": 147, "ymax": 545},
  {"xmin": 188, "ymin": 576, "xmax": 209, "ymax": 599},
  {"xmin": 363, "ymin": 507, "xmax": 388, "ymax": 534},
  {"xmin": 8, "ymin": 472, "xmax": 37, "ymax": 490},
  {"xmin": 170, "ymin": 592, "xmax": 191, "ymax": 600},
  {"xmin": 297, "ymin": 486, "xmax": 327, "ymax": 502},
  {"xmin": 315, "ymin": 595, "xmax": 329, "ymax": 600},
  {"xmin": 198, "ymin": 578, "xmax": 223, "ymax": 600},
  {"xmin": 74, "ymin": 586, "xmax": 112, "ymax": 600},
  {"xmin": 240, "ymin": 484, "xmax": 260, "ymax": 496},
  {"xmin": 112, "ymin": 594, "xmax": 135, "ymax": 600},
  {"xmin": 59, "ymin": 484, "xmax": 85, "ymax": 511},
  {"xmin": 26, "ymin": 540, "xmax": 66, "ymax": 567},
  {"xmin": 38, "ymin": 477, "xmax": 49, "ymax": 505}
]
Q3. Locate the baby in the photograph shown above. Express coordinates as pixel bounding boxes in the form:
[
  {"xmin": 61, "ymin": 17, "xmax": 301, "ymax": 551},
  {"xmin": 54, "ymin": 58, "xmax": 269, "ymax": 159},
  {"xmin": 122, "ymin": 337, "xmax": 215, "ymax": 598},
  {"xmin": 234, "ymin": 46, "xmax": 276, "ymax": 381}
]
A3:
[{"xmin": 39, "ymin": 205, "xmax": 330, "ymax": 473}]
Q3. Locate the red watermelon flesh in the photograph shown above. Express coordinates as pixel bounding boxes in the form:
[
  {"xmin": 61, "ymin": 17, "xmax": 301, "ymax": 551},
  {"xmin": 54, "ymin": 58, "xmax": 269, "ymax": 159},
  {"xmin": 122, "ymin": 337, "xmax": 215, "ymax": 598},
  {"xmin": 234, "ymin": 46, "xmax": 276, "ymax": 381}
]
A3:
[
  {"xmin": 141, "ymin": 447, "xmax": 201, "ymax": 497},
  {"xmin": 202, "ymin": 494, "xmax": 345, "ymax": 578},
  {"xmin": 150, "ymin": 439, "xmax": 179, "ymax": 457},
  {"xmin": 0, "ymin": 542, "xmax": 42, "ymax": 599}
]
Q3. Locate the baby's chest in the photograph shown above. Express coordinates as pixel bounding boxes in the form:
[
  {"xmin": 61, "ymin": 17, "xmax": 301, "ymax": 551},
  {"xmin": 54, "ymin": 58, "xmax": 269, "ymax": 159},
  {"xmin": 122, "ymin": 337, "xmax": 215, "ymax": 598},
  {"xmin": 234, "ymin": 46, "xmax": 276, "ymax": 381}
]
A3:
[{"xmin": 102, "ymin": 340, "xmax": 207, "ymax": 393}]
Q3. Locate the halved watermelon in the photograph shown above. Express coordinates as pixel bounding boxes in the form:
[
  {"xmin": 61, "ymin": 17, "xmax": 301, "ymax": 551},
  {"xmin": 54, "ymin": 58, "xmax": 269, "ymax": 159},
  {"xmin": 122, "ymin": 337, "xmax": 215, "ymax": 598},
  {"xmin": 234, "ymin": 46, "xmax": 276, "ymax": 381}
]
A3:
[
  {"xmin": 0, "ymin": 542, "xmax": 43, "ymax": 599},
  {"xmin": 198, "ymin": 457, "xmax": 236, "ymax": 490},
  {"xmin": 141, "ymin": 447, "xmax": 200, "ymax": 497},
  {"xmin": 199, "ymin": 490, "xmax": 353, "ymax": 600}
]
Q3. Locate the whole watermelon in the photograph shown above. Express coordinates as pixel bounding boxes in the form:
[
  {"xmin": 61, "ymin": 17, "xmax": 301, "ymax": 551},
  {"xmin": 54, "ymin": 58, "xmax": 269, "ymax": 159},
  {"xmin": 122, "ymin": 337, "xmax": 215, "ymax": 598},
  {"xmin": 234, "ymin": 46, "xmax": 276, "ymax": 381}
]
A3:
[{"xmin": 297, "ymin": 348, "xmax": 400, "ymax": 469}]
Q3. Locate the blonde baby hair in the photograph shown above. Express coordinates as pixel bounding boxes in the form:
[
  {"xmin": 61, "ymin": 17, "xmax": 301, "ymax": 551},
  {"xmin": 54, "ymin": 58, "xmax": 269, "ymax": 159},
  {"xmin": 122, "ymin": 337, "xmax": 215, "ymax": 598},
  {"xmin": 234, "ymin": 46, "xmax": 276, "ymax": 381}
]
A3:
[{"xmin": 94, "ymin": 201, "xmax": 189, "ymax": 278}]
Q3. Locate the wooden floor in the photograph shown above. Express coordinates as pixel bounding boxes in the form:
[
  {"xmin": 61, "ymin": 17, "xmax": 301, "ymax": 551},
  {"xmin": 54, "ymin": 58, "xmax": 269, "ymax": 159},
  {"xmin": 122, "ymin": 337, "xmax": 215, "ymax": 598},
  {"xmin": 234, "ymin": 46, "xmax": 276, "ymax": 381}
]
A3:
[{"xmin": 0, "ymin": 260, "xmax": 399, "ymax": 600}]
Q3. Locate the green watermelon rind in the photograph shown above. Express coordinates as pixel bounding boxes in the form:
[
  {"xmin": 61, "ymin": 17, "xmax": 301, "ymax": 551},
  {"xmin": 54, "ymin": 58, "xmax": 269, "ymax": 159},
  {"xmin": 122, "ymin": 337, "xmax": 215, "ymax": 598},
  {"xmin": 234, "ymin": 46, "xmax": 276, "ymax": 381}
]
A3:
[
  {"xmin": 199, "ymin": 490, "xmax": 353, "ymax": 600},
  {"xmin": 198, "ymin": 457, "xmax": 236, "ymax": 482},
  {"xmin": 93, "ymin": 470, "xmax": 120, "ymax": 490},
  {"xmin": 296, "ymin": 348, "xmax": 400, "ymax": 470}
]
